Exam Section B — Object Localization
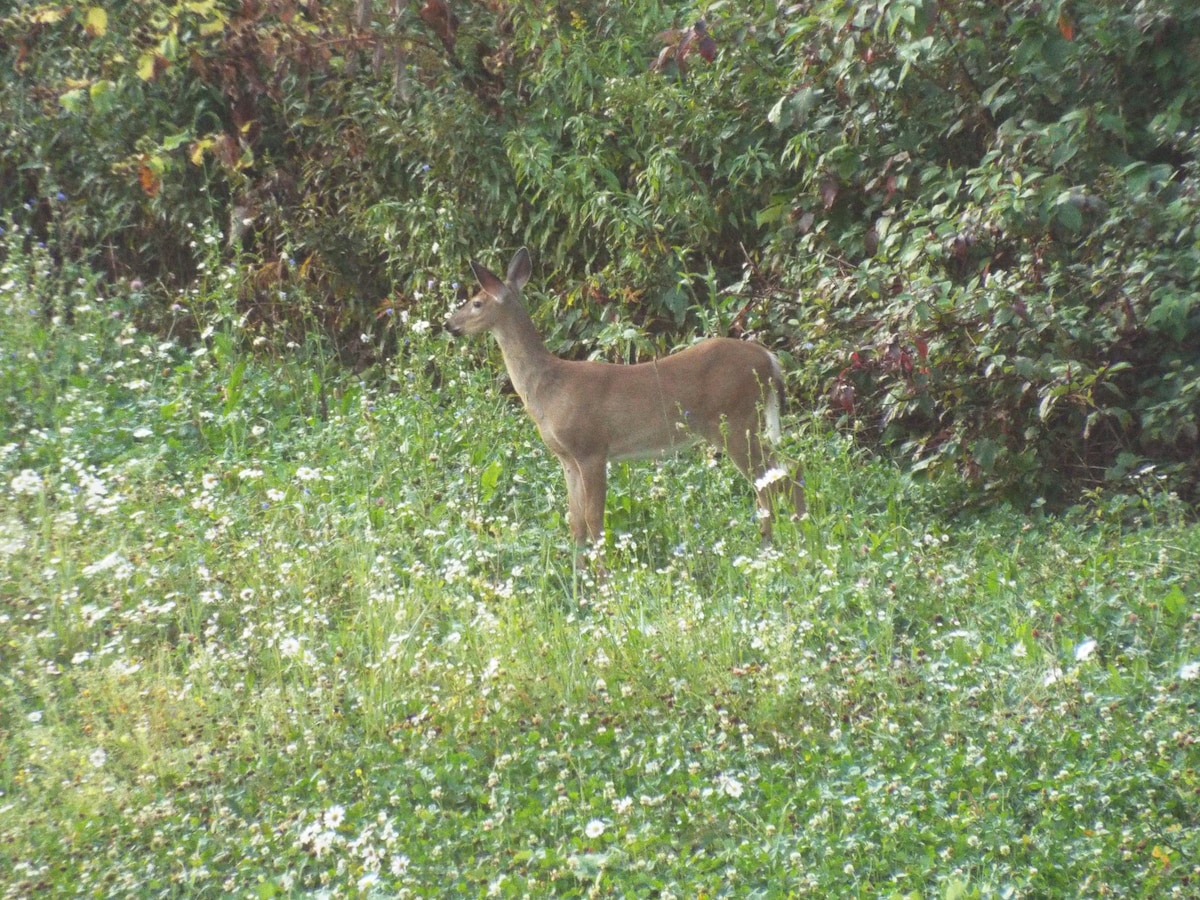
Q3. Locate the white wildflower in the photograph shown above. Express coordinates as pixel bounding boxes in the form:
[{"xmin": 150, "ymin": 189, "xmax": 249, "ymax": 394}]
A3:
[
  {"xmin": 357, "ymin": 872, "xmax": 379, "ymax": 892},
  {"xmin": 109, "ymin": 658, "xmax": 141, "ymax": 676},
  {"xmin": 716, "ymin": 773, "xmax": 744, "ymax": 799},
  {"xmin": 10, "ymin": 469, "xmax": 43, "ymax": 496},
  {"xmin": 311, "ymin": 829, "xmax": 335, "ymax": 857},
  {"xmin": 753, "ymin": 466, "xmax": 788, "ymax": 491},
  {"xmin": 324, "ymin": 804, "xmax": 345, "ymax": 829},
  {"xmin": 82, "ymin": 551, "xmax": 131, "ymax": 579}
]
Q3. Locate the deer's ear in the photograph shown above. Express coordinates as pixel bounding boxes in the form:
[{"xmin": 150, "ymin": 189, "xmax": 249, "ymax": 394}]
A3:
[
  {"xmin": 507, "ymin": 247, "xmax": 532, "ymax": 291},
  {"xmin": 470, "ymin": 259, "xmax": 507, "ymax": 301}
]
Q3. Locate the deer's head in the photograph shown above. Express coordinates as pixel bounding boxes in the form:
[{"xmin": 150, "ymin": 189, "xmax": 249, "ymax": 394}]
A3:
[{"xmin": 446, "ymin": 247, "xmax": 532, "ymax": 337}]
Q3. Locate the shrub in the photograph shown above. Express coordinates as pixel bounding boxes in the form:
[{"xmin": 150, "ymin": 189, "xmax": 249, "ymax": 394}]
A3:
[
  {"xmin": 3, "ymin": 0, "xmax": 1198, "ymax": 501},
  {"xmin": 748, "ymin": 0, "xmax": 1200, "ymax": 501}
]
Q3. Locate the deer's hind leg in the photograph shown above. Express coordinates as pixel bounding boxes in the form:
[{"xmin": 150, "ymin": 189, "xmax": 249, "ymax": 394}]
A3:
[
  {"xmin": 712, "ymin": 421, "xmax": 773, "ymax": 542},
  {"xmin": 719, "ymin": 421, "xmax": 805, "ymax": 543}
]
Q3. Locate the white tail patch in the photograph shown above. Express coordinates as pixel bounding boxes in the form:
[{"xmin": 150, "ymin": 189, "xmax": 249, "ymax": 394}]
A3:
[
  {"xmin": 764, "ymin": 385, "xmax": 782, "ymax": 445},
  {"xmin": 764, "ymin": 354, "xmax": 784, "ymax": 445}
]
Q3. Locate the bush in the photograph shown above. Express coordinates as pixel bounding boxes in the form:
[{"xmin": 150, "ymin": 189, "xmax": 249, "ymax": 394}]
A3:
[
  {"xmin": 3, "ymin": 0, "xmax": 1198, "ymax": 502},
  {"xmin": 746, "ymin": 0, "xmax": 1200, "ymax": 501}
]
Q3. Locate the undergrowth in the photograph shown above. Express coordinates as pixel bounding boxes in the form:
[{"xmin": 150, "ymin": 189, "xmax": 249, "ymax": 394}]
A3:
[{"xmin": 1, "ymin": 236, "xmax": 1198, "ymax": 898}]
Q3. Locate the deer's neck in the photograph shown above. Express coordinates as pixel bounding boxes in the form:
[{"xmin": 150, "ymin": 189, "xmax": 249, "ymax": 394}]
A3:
[{"xmin": 491, "ymin": 303, "xmax": 556, "ymax": 407}]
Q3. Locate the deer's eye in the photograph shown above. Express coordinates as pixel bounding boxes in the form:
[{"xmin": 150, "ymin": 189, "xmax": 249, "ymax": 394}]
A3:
[{"xmin": 473, "ymin": 299, "xmax": 483, "ymax": 309}]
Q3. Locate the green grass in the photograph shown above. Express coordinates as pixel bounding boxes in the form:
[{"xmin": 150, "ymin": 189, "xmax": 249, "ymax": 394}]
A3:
[{"xmin": 2, "ymin": 238, "xmax": 1199, "ymax": 898}]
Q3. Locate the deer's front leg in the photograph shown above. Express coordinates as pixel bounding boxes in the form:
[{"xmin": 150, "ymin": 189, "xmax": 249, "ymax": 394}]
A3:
[{"xmin": 560, "ymin": 454, "xmax": 607, "ymax": 548}]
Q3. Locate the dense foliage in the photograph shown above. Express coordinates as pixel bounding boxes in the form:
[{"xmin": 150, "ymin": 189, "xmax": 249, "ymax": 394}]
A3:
[{"xmin": 3, "ymin": 0, "xmax": 1199, "ymax": 500}]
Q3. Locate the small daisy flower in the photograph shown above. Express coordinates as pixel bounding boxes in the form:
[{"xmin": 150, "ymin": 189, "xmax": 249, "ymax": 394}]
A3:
[{"xmin": 754, "ymin": 466, "xmax": 788, "ymax": 491}]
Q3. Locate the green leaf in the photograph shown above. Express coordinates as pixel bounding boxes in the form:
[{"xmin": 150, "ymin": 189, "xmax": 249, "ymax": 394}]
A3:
[
  {"xmin": 756, "ymin": 202, "xmax": 785, "ymax": 227},
  {"xmin": 1163, "ymin": 585, "xmax": 1187, "ymax": 617},
  {"xmin": 1055, "ymin": 198, "xmax": 1082, "ymax": 232},
  {"xmin": 137, "ymin": 51, "xmax": 158, "ymax": 82},
  {"xmin": 58, "ymin": 89, "xmax": 86, "ymax": 113},
  {"xmin": 224, "ymin": 359, "xmax": 247, "ymax": 415},
  {"xmin": 84, "ymin": 6, "xmax": 107, "ymax": 36},
  {"xmin": 973, "ymin": 438, "xmax": 1002, "ymax": 473},
  {"xmin": 1040, "ymin": 32, "xmax": 1070, "ymax": 68},
  {"xmin": 88, "ymin": 79, "xmax": 117, "ymax": 115},
  {"xmin": 479, "ymin": 458, "xmax": 503, "ymax": 503},
  {"xmin": 162, "ymin": 131, "xmax": 192, "ymax": 152}
]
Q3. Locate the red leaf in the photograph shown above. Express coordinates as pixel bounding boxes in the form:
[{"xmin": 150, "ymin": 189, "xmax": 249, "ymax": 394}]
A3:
[
  {"xmin": 420, "ymin": 0, "xmax": 458, "ymax": 53},
  {"xmin": 654, "ymin": 21, "xmax": 715, "ymax": 71},
  {"xmin": 693, "ymin": 19, "xmax": 716, "ymax": 62},
  {"xmin": 677, "ymin": 29, "xmax": 695, "ymax": 61},
  {"xmin": 1057, "ymin": 12, "xmax": 1075, "ymax": 41},
  {"xmin": 214, "ymin": 133, "xmax": 240, "ymax": 168},
  {"xmin": 830, "ymin": 379, "xmax": 856, "ymax": 414}
]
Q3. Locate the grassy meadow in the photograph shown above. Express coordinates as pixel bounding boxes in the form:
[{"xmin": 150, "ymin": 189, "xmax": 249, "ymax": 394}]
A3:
[{"xmin": 2, "ymin": 234, "xmax": 1199, "ymax": 899}]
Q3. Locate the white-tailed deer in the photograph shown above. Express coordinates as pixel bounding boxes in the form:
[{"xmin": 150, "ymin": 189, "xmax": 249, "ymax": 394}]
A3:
[{"xmin": 446, "ymin": 248, "xmax": 805, "ymax": 553}]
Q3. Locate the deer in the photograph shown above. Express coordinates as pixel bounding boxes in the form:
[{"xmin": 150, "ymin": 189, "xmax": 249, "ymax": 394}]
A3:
[{"xmin": 445, "ymin": 248, "xmax": 806, "ymax": 558}]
